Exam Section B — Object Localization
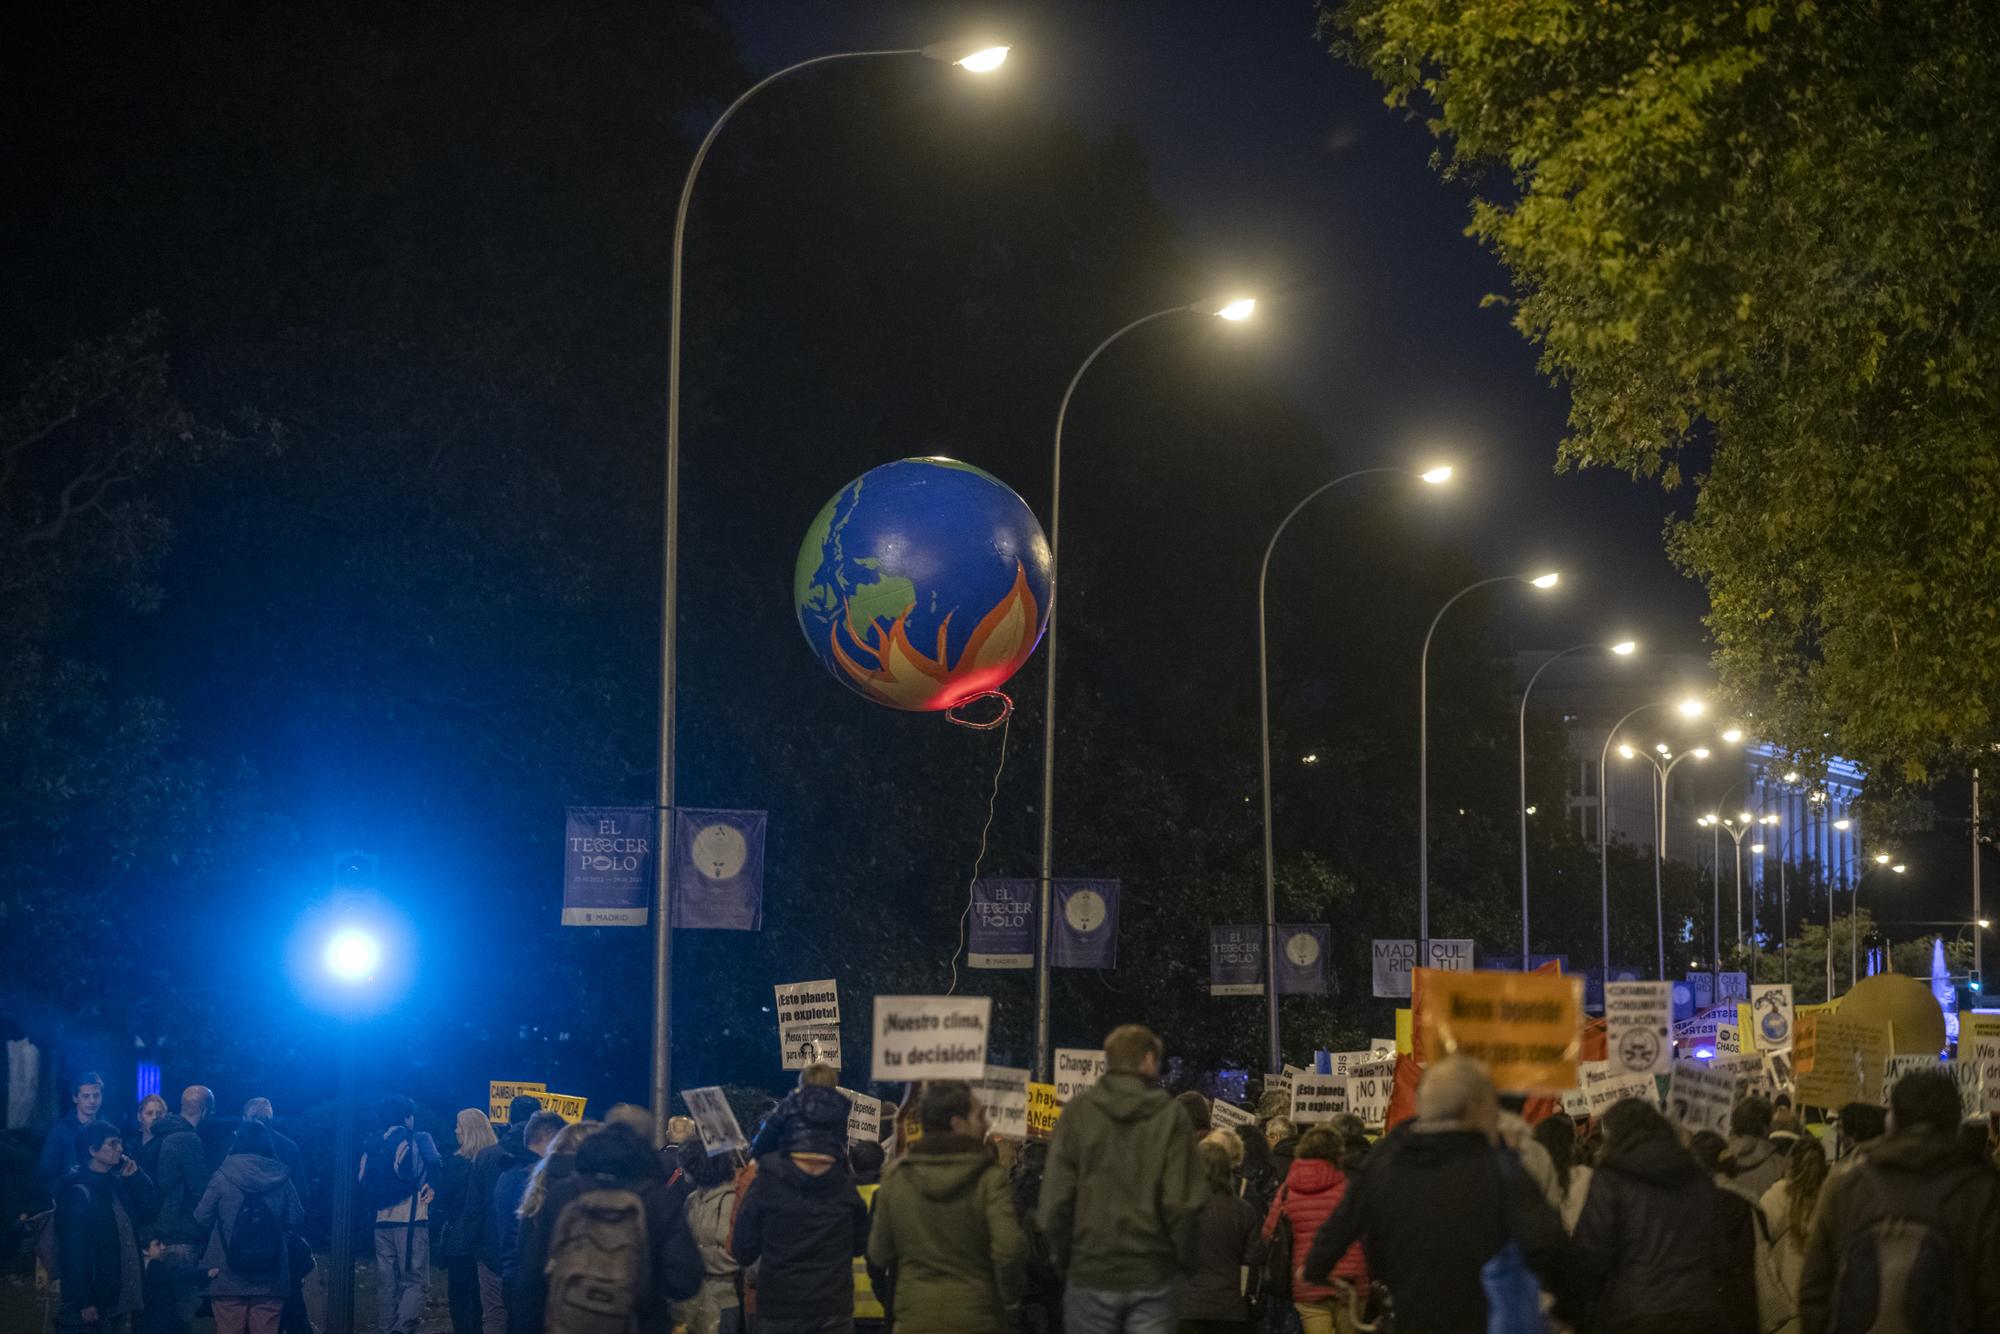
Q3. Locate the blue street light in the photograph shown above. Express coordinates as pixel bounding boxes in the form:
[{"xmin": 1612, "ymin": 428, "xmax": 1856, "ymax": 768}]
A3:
[{"xmin": 325, "ymin": 930, "xmax": 380, "ymax": 982}]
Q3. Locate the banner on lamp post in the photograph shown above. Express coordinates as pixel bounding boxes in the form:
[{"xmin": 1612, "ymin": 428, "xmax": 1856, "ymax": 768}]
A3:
[
  {"xmin": 1276, "ymin": 924, "xmax": 1331, "ymax": 995},
  {"xmin": 671, "ymin": 809, "xmax": 766, "ymax": 930},
  {"xmin": 561, "ymin": 807, "xmax": 654, "ymax": 926},
  {"xmin": 1210, "ymin": 926, "xmax": 1264, "ymax": 996},
  {"xmin": 968, "ymin": 879, "xmax": 1036, "ymax": 968},
  {"xmin": 1050, "ymin": 880, "xmax": 1118, "ymax": 969}
]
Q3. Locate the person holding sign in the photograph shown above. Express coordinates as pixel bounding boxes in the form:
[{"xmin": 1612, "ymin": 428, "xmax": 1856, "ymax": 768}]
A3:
[
  {"xmin": 866, "ymin": 1081, "xmax": 1026, "ymax": 1334},
  {"xmin": 748, "ymin": 1064, "xmax": 850, "ymax": 1163},
  {"xmin": 1038, "ymin": 1025, "xmax": 1209, "ymax": 1334}
]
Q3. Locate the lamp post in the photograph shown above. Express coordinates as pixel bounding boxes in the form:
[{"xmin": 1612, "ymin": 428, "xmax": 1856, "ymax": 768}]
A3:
[
  {"xmin": 1698, "ymin": 810, "xmax": 1757, "ymax": 968},
  {"xmin": 1618, "ymin": 723, "xmax": 1709, "ymax": 978},
  {"xmin": 1517, "ymin": 640, "xmax": 1636, "ymax": 966},
  {"xmin": 1420, "ymin": 571, "xmax": 1559, "ymax": 955},
  {"xmin": 649, "ymin": 39, "xmax": 1009, "ymax": 1119},
  {"xmin": 319, "ymin": 924, "xmax": 383, "ymax": 1334},
  {"xmin": 1036, "ymin": 295, "xmax": 1255, "ymax": 1080},
  {"xmin": 1256, "ymin": 464, "xmax": 1451, "ymax": 1071},
  {"xmin": 1596, "ymin": 699, "xmax": 1700, "ymax": 987},
  {"xmin": 1853, "ymin": 853, "xmax": 1907, "ymax": 988}
]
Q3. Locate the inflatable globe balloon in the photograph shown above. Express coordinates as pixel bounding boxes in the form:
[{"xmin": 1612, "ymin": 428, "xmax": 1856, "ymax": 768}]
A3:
[{"xmin": 794, "ymin": 457, "xmax": 1052, "ymax": 712}]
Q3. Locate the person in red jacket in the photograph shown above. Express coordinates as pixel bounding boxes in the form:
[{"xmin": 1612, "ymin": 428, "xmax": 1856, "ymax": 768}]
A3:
[{"xmin": 1262, "ymin": 1126, "xmax": 1366, "ymax": 1334}]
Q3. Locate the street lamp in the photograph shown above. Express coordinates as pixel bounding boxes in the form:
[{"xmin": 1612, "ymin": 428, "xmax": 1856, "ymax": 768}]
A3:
[
  {"xmin": 1419, "ymin": 571, "xmax": 1559, "ymax": 957},
  {"xmin": 651, "ymin": 36, "xmax": 1010, "ymax": 1120},
  {"xmin": 1702, "ymin": 811, "xmax": 1758, "ymax": 970},
  {"xmin": 1517, "ymin": 639, "xmax": 1637, "ymax": 967},
  {"xmin": 1036, "ymin": 295, "xmax": 1256, "ymax": 1079},
  {"xmin": 1255, "ymin": 464, "xmax": 1451, "ymax": 1071},
  {"xmin": 1595, "ymin": 697, "xmax": 1702, "ymax": 988},
  {"xmin": 1620, "ymin": 736, "xmax": 1709, "ymax": 979}
]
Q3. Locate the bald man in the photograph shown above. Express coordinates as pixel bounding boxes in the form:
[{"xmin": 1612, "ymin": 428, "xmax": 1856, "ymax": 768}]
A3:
[{"xmin": 151, "ymin": 1086, "xmax": 217, "ymax": 1327}]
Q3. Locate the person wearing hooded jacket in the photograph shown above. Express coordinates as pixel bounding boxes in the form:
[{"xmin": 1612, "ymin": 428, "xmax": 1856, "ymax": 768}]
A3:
[
  {"xmin": 674, "ymin": 1138, "xmax": 743, "ymax": 1334},
  {"xmin": 1038, "ymin": 1024, "xmax": 1210, "ymax": 1334},
  {"xmin": 868, "ymin": 1081, "xmax": 1026, "ymax": 1334},
  {"xmin": 1263, "ymin": 1127, "xmax": 1362, "ymax": 1334},
  {"xmin": 192, "ymin": 1121, "xmax": 304, "ymax": 1334},
  {"xmin": 733, "ymin": 1105, "xmax": 871, "ymax": 1333},
  {"xmin": 1568, "ymin": 1097, "xmax": 1758, "ymax": 1334},
  {"xmin": 1721, "ymin": 1097, "xmax": 1786, "ymax": 1206},
  {"xmin": 749, "ymin": 1064, "xmax": 852, "ymax": 1162}
]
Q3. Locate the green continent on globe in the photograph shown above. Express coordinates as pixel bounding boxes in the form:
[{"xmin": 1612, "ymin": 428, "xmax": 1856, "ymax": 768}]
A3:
[{"xmin": 791, "ymin": 482, "xmax": 917, "ymax": 628}]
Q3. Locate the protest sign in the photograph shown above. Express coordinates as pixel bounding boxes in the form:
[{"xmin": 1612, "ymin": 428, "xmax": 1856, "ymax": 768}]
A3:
[
  {"xmin": 1605, "ymin": 981, "xmax": 1673, "ymax": 1076},
  {"xmin": 1750, "ymin": 984, "xmax": 1795, "ymax": 1052},
  {"xmin": 836, "ymin": 1088, "xmax": 882, "ymax": 1144},
  {"xmin": 775, "ymin": 979, "xmax": 841, "ymax": 1071},
  {"xmin": 870, "ymin": 995, "xmax": 991, "ymax": 1081},
  {"xmin": 1968, "ymin": 1033, "xmax": 2000, "ymax": 1115},
  {"xmin": 1269, "ymin": 1063, "xmax": 1312, "ymax": 1098},
  {"xmin": 1025, "ymin": 1083, "xmax": 1061, "ymax": 1139},
  {"xmin": 532, "ymin": 1092, "xmax": 588, "ymax": 1121},
  {"xmin": 487, "ymin": 1081, "xmax": 546, "ymax": 1123},
  {"xmin": 1716, "ymin": 1021, "xmax": 1742, "ymax": 1055},
  {"xmin": 1559, "ymin": 1083, "xmax": 1591, "ymax": 1118},
  {"xmin": 1350, "ymin": 1064, "xmax": 1393, "ymax": 1129},
  {"xmin": 1795, "ymin": 1015, "xmax": 1892, "ymax": 1108},
  {"xmin": 683, "ymin": 1086, "xmax": 748, "ymax": 1155},
  {"xmin": 1793, "ymin": 1012, "xmax": 1819, "ymax": 1072},
  {"xmin": 1585, "ymin": 1065, "xmax": 1658, "ymax": 1117},
  {"xmin": 1210, "ymin": 1099, "xmax": 1255, "ymax": 1132},
  {"xmin": 672, "ymin": 809, "xmax": 766, "ymax": 930},
  {"xmin": 1290, "ymin": 1075, "xmax": 1350, "ymax": 1123},
  {"xmin": 1666, "ymin": 1061, "xmax": 1736, "ymax": 1136},
  {"xmin": 1372, "ymin": 939, "xmax": 1417, "ymax": 999},
  {"xmin": 1210, "ymin": 926, "xmax": 1264, "ymax": 996},
  {"xmin": 561, "ymin": 807, "xmax": 653, "ymax": 926},
  {"xmin": 1762, "ymin": 1049, "xmax": 1795, "ymax": 1099},
  {"xmin": 1324, "ymin": 1050, "xmax": 1385, "ymax": 1076},
  {"xmin": 1051, "ymin": 880, "xmax": 1119, "ymax": 969},
  {"xmin": 1414, "ymin": 967, "xmax": 1584, "ymax": 1091},
  {"xmin": 974, "ymin": 1065, "xmax": 1031, "ymax": 1141},
  {"xmin": 1054, "ymin": 1048, "xmax": 1108, "ymax": 1103},
  {"xmin": 969, "ymin": 879, "xmax": 1035, "ymax": 968},
  {"xmin": 1425, "ymin": 939, "xmax": 1477, "ymax": 973},
  {"xmin": 1277, "ymin": 925, "xmax": 1331, "ymax": 995}
]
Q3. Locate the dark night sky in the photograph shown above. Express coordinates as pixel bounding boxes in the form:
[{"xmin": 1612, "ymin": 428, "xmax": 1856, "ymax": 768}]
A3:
[{"xmin": 724, "ymin": 0, "xmax": 1712, "ymax": 656}]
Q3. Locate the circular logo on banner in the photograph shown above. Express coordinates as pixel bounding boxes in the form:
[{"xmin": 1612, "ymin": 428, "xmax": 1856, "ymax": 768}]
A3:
[
  {"xmin": 690, "ymin": 823, "xmax": 747, "ymax": 881},
  {"xmin": 1617, "ymin": 1028, "xmax": 1663, "ymax": 1072},
  {"xmin": 1285, "ymin": 932, "xmax": 1321, "ymax": 967},
  {"xmin": 1063, "ymin": 889, "xmax": 1107, "ymax": 932}
]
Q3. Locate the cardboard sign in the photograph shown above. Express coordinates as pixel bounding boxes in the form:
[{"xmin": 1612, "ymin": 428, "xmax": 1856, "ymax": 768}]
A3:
[
  {"xmin": 487, "ymin": 1081, "xmax": 547, "ymax": 1124},
  {"xmin": 1795, "ymin": 1015, "xmax": 1893, "ymax": 1108},
  {"xmin": 1026, "ymin": 1082, "xmax": 1061, "ymax": 1139},
  {"xmin": 1054, "ymin": 1048, "xmax": 1108, "ymax": 1104},
  {"xmin": 1350, "ymin": 1064, "xmax": 1393, "ymax": 1129},
  {"xmin": 1373, "ymin": 939, "xmax": 1418, "ymax": 999},
  {"xmin": 775, "ymin": 979, "xmax": 842, "ymax": 1071},
  {"xmin": 1605, "ymin": 981, "xmax": 1674, "ymax": 1076},
  {"xmin": 973, "ymin": 1065, "xmax": 1031, "ymax": 1141},
  {"xmin": 1209, "ymin": 1100, "xmax": 1255, "ymax": 1132},
  {"xmin": 1968, "ymin": 1035, "xmax": 2000, "ymax": 1115},
  {"xmin": 836, "ymin": 1088, "xmax": 882, "ymax": 1144},
  {"xmin": 870, "ymin": 995, "xmax": 992, "ymax": 1081},
  {"xmin": 1585, "ymin": 1066, "xmax": 1658, "ymax": 1117},
  {"xmin": 1666, "ymin": 1060, "xmax": 1736, "ymax": 1136},
  {"xmin": 1750, "ymin": 984, "xmax": 1795, "ymax": 1053},
  {"xmin": 1290, "ymin": 1075, "xmax": 1350, "ymax": 1123},
  {"xmin": 1414, "ymin": 967, "xmax": 1584, "ymax": 1092},
  {"xmin": 682, "ymin": 1086, "xmax": 748, "ymax": 1155},
  {"xmin": 1793, "ymin": 1012, "xmax": 1819, "ymax": 1073}
]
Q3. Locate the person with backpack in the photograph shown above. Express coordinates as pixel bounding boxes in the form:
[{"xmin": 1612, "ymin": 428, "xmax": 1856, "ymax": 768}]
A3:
[
  {"xmin": 358, "ymin": 1095, "xmax": 443, "ymax": 1334},
  {"xmin": 541, "ymin": 1122, "xmax": 703, "ymax": 1334},
  {"xmin": 191, "ymin": 1121, "xmax": 303, "ymax": 1334},
  {"xmin": 1798, "ymin": 1068, "xmax": 2000, "ymax": 1334},
  {"xmin": 1179, "ymin": 1137, "xmax": 1264, "ymax": 1333},
  {"xmin": 1262, "ymin": 1126, "xmax": 1363, "ymax": 1334},
  {"xmin": 466, "ymin": 1094, "xmax": 545, "ymax": 1334},
  {"xmin": 506, "ymin": 1118, "xmax": 601, "ymax": 1334},
  {"xmin": 51, "ymin": 1123, "xmax": 160, "ymax": 1332},
  {"xmin": 867, "ymin": 1080, "xmax": 1026, "ymax": 1334}
]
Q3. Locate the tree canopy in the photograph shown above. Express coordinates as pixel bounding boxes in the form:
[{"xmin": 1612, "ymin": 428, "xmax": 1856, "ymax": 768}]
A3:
[{"xmin": 1326, "ymin": 0, "xmax": 2000, "ymax": 782}]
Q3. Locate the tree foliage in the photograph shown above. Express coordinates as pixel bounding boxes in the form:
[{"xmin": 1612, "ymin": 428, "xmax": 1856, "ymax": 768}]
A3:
[{"xmin": 1326, "ymin": 0, "xmax": 2000, "ymax": 781}]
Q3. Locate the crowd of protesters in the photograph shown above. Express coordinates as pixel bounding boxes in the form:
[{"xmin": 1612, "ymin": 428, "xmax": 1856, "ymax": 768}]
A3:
[{"xmin": 9, "ymin": 1031, "xmax": 2000, "ymax": 1334}]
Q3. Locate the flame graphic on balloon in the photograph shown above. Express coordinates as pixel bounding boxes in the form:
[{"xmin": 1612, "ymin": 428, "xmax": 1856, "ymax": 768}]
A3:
[{"xmin": 829, "ymin": 560, "xmax": 1042, "ymax": 711}]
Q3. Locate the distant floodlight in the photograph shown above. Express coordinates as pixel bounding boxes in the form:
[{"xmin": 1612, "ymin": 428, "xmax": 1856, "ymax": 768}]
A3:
[
  {"xmin": 325, "ymin": 930, "xmax": 380, "ymax": 982},
  {"xmin": 1784, "ymin": 770, "xmax": 1800, "ymax": 783},
  {"xmin": 1618, "ymin": 744, "xmax": 1636, "ymax": 759},
  {"xmin": 1610, "ymin": 640, "xmax": 1638, "ymax": 655},
  {"xmin": 1656, "ymin": 743, "xmax": 1671, "ymax": 755},
  {"xmin": 1751, "ymin": 843, "xmax": 1765, "ymax": 854},
  {"xmin": 1526, "ymin": 804, "xmax": 1538, "ymax": 815},
  {"xmin": 1892, "ymin": 863, "xmax": 1906, "ymax": 873},
  {"xmin": 956, "ymin": 46, "xmax": 1010, "ymax": 72},
  {"xmin": 1979, "ymin": 918, "xmax": 1992, "ymax": 930},
  {"xmin": 1693, "ymin": 747, "xmax": 1710, "ymax": 759},
  {"xmin": 1678, "ymin": 698, "xmax": 1706, "ymax": 718},
  {"xmin": 1420, "ymin": 466, "xmax": 1454, "ymax": 484},
  {"xmin": 1761, "ymin": 813, "xmax": 1779, "ymax": 825},
  {"xmin": 1301, "ymin": 752, "xmax": 1320, "ymax": 766},
  {"xmin": 1721, "ymin": 727, "xmax": 1744, "ymax": 743},
  {"xmin": 1833, "ymin": 818, "xmax": 1852, "ymax": 830},
  {"xmin": 1215, "ymin": 298, "xmax": 1257, "ymax": 321},
  {"xmin": 1874, "ymin": 853, "xmax": 1891, "ymax": 864},
  {"xmin": 1739, "ymin": 811, "xmax": 1753, "ymax": 823},
  {"xmin": 1529, "ymin": 572, "xmax": 1559, "ymax": 589}
]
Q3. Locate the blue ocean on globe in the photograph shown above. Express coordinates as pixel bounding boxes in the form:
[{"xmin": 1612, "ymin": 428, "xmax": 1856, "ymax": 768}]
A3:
[{"xmin": 793, "ymin": 457, "xmax": 1053, "ymax": 711}]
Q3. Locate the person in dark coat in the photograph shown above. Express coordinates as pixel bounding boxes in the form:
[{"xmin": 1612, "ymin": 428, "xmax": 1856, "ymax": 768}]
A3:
[
  {"xmin": 437, "ymin": 1108, "xmax": 498, "ymax": 1334},
  {"xmin": 36, "ymin": 1072, "xmax": 113, "ymax": 1202},
  {"xmin": 1569, "ymin": 1098, "xmax": 1757, "ymax": 1334},
  {"xmin": 505, "ymin": 1119, "xmax": 599, "ymax": 1334},
  {"xmin": 146, "ymin": 1101, "xmax": 211, "ymax": 1334},
  {"xmin": 53, "ymin": 1123, "xmax": 160, "ymax": 1331},
  {"xmin": 733, "ymin": 1125, "xmax": 871, "ymax": 1331},
  {"xmin": 465, "ymin": 1096, "xmax": 544, "ymax": 1334},
  {"xmin": 526, "ymin": 1124, "xmax": 702, "ymax": 1331},
  {"xmin": 193, "ymin": 1121, "xmax": 306, "ymax": 1334},
  {"xmin": 1301, "ymin": 1057, "xmax": 1573, "ymax": 1334},
  {"xmin": 490, "ymin": 1110, "xmax": 563, "ymax": 1299},
  {"xmin": 1179, "ymin": 1138, "xmax": 1264, "ymax": 1332},
  {"xmin": 748, "ymin": 1064, "xmax": 852, "ymax": 1162}
]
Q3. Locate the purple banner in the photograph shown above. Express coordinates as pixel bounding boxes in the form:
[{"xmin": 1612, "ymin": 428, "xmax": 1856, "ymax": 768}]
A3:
[
  {"xmin": 671, "ymin": 808, "xmax": 766, "ymax": 930},
  {"xmin": 562, "ymin": 807, "xmax": 654, "ymax": 926},
  {"xmin": 1050, "ymin": 880, "xmax": 1118, "ymax": 969},
  {"xmin": 969, "ymin": 878, "xmax": 1035, "ymax": 969},
  {"xmin": 1276, "ymin": 924, "xmax": 1331, "ymax": 996},
  {"xmin": 1210, "ymin": 926, "xmax": 1264, "ymax": 996}
]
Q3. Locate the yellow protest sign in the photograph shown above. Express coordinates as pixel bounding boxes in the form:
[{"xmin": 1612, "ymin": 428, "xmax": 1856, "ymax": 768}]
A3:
[
  {"xmin": 1794, "ymin": 1015, "xmax": 1893, "ymax": 1108},
  {"xmin": 1963, "ymin": 1013, "xmax": 2000, "ymax": 1046},
  {"xmin": 488, "ymin": 1081, "xmax": 546, "ymax": 1123},
  {"xmin": 534, "ymin": 1092, "xmax": 588, "ymax": 1121},
  {"xmin": 1026, "ymin": 1082, "xmax": 1061, "ymax": 1139},
  {"xmin": 1792, "ymin": 1013, "xmax": 1818, "ymax": 1074},
  {"xmin": 1413, "ymin": 967, "xmax": 1584, "ymax": 1092},
  {"xmin": 1395, "ymin": 1008, "xmax": 1412, "ymax": 1055}
]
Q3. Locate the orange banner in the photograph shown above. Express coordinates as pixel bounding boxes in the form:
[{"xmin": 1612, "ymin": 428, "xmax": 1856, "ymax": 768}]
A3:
[{"xmin": 1413, "ymin": 967, "xmax": 1584, "ymax": 1092}]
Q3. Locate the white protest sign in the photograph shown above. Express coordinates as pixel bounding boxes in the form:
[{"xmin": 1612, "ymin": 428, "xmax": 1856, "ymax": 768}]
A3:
[
  {"xmin": 1372, "ymin": 939, "xmax": 1417, "ymax": 998},
  {"xmin": 973, "ymin": 1065, "xmax": 1031, "ymax": 1140},
  {"xmin": 1666, "ymin": 1061, "xmax": 1736, "ymax": 1136},
  {"xmin": 775, "ymin": 979, "xmax": 842, "ymax": 1071},
  {"xmin": 682, "ymin": 1086, "xmax": 749, "ymax": 1155},
  {"xmin": 1973, "ymin": 1035, "xmax": 2000, "ymax": 1115},
  {"xmin": 1210, "ymin": 1100, "xmax": 1255, "ymax": 1132},
  {"xmin": 1750, "ymin": 984, "xmax": 1795, "ymax": 1053},
  {"xmin": 1290, "ymin": 1075, "xmax": 1350, "ymax": 1123},
  {"xmin": 836, "ymin": 1087, "xmax": 882, "ymax": 1144},
  {"xmin": 1326, "ymin": 1050, "xmax": 1382, "ymax": 1076},
  {"xmin": 1585, "ymin": 1065, "xmax": 1658, "ymax": 1116},
  {"xmin": 1716, "ymin": 1021, "xmax": 1743, "ymax": 1055},
  {"xmin": 1560, "ymin": 1085, "xmax": 1591, "ymax": 1118},
  {"xmin": 1053, "ymin": 1048, "xmax": 1108, "ymax": 1104},
  {"xmin": 1606, "ymin": 981, "xmax": 1674, "ymax": 1076},
  {"xmin": 1370, "ymin": 1039, "xmax": 1399, "ymax": 1058},
  {"xmin": 870, "ymin": 995, "xmax": 991, "ymax": 1081},
  {"xmin": 1350, "ymin": 1064, "xmax": 1393, "ymax": 1129},
  {"xmin": 1425, "ymin": 938, "xmax": 1477, "ymax": 973},
  {"xmin": 1761, "ymin": 1049, "xmax": 1795, "ymax": 1099},
  {"xmin": 1273, "ymin": 1063, "xmax": 1313, "ymax": 1097}
]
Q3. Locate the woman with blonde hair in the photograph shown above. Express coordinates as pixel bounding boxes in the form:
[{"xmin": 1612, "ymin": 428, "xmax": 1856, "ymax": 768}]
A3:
[
  {"xmin": 437, "ymin": 1109, "xmax": 500, "ymax": 1334},
  {"xmin": 1757, "ymin": 1133, "xmax": 1828, "ymax": 1333}
]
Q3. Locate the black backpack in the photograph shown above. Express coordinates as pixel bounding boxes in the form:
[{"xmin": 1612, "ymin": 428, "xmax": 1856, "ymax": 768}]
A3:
[
  {"xmin": 226, "ymin": 1189, "xmax": 285, "ymax": 1276},
  {"xmin": 1828, "ymin": 1165, "xmax": 1980, "ymax": 1334},
  {"xmin": 361, "ymin": 1128, "xmax": 425, "ymax": 1213}
]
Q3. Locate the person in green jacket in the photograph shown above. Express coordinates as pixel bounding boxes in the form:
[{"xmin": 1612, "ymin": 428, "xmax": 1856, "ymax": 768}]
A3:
[
  {"xmin": 1038, "ymin": 1024, "xmax": 1210, "ymax": 1334},
  {"xmin": 868, "ymin": 1081, "xmax": 1026, "ymax": 1334}
]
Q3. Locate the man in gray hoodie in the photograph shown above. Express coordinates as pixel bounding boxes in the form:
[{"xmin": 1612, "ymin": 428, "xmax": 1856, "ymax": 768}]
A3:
[
  {"xmin": 193, "ymin": 1120, "xmax": 305, "ymax": 1334},
  {"xmin": 1722, "ymin": 1095, "xmax": 1785, "ymax": 1203}
]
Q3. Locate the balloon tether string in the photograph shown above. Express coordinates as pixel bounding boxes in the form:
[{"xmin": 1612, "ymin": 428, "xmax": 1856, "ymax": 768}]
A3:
[{"xmin": 945, "ymin": 707, "xmax": 1011, "ymax": 994}]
